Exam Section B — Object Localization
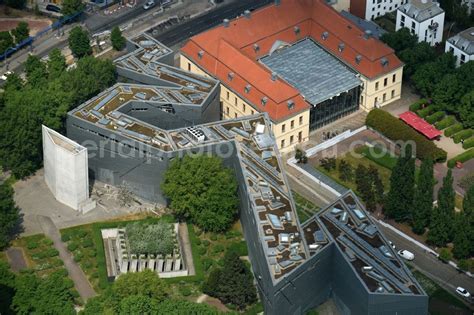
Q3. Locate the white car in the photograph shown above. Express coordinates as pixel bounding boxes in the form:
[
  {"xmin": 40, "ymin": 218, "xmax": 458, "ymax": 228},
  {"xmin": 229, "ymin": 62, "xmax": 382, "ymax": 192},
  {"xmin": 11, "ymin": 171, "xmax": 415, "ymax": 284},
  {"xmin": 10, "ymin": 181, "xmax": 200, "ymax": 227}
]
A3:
[
  {"xmin": 456, "ymin": 287, "xmax": 471, "ymax": 298},
  {"xmin": 143, "ymin": 0, "xmax": 156, "ymax": 9},
  {"xmin": 0, "ymin": 71, "xmax": 13, "ymax": 81},
  {"xmin": 397, "ymin": 249, "xmax": 414, "ymax": 261}
]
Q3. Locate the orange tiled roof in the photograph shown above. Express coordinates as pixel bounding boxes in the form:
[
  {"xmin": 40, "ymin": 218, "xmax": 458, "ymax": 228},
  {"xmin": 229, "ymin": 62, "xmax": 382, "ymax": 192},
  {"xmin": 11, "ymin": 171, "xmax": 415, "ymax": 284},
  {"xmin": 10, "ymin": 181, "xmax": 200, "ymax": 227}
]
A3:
[{"xmin": 181, "ymin": 0, "xmax": 402, "ymax": 121}]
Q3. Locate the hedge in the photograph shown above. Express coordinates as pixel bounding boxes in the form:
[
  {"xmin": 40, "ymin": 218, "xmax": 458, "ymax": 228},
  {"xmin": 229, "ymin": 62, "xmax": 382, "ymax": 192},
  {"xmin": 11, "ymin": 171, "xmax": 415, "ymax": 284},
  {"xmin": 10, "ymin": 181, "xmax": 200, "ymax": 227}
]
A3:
[
  {"xmin": 417, "ymin": 105, "xmax": 435, "ymax": 118},
  {"xmin": 366, "ymin": 109, "xmax": 447, "ymax": 162},
  {"xmin": 453, "ymin": 129, "xmax": 473, "ymax": 144},
  {"xmin": 409, "ymin": 99, "xmax": 429, "ymax": 112},
  {"xmin": 462, "ymin": 137, "xmax": 474, "ymax": 149},
  {"xmin": 435, "ymin": 115, "xmax": 456, "ymax": 130},
  {"xmin": 448, "ymin": 148, "xmax": 474, "ymax": 168},
  {"xmin": 445, "ymin": 123, "xmax": 463, "ymax": 137},
  {"xmin": 425, "ymin": 111, "xmax": 445, "ymax": 124}
]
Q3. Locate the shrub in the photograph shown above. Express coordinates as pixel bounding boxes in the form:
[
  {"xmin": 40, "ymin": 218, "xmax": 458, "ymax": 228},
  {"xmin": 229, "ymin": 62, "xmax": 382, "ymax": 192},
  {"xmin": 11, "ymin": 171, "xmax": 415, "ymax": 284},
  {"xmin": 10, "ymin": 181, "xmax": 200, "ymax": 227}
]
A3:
[
  {"xmin": 452, "ymin": 129, "xmax": 473, "ymax": 144},
  {"xmin": 210, "ymin": 234, "xmax": 218, "ymax": 241},
  {"xmin": 202, "ymin": 239, "xmax": 210, "ymax": 247},
  {"xmin": 202, "ymin": 258, "xmax": 214, "ymax": 271},
  {"xmin": 462, "ymin": 137, "xmax": 474, "ymax": 149},
  {"xmin": 195, "ymin": 238, "xmax": 201, "ymax": 246},
  {"xmin": 417, "ymin": 105, "xmax": 435, "ymax": 118},
  {"xmin": 458, "ymin": 259, "xmax": 469, "ymax": 271},
  {"xmin": 54, "ymin": 268, "xmax": 68, "ymax": 277},
  {"xmin": 444, "ymin": 123, "xmax": 463, "ymax": 137},
  {"xmin": 198, "ymin": 246, "xmax": 207, "ymax": 255},
  {"xmin": 42, "ymin": 238, "xmax": 54, "ymax": 246},
  {"xmin": 211, "ymin": 244, "xmax": 225, "ymax": 254},
  {"xmin": 366, "ymin": 109, "xmax": 447, "ymax": 162},
  {"xmin": 63, "ymin": 278, "xmax": 75, "ymax": 289},
  {"xmin": 447, "ymin": 148, "xmax": 474, "ymax": 168},
  {"xmin": 82, "ymin": 238, "xmax": 93, "ymax": 248},
  {"xmin": 194, "ymin": 229, "xmax": 202, "ymax": 236},
  {"xmin": 409, "ymin": 99, "xmax": 428, "ymax": 112},
  {"xmin": 227, "ymin": 241, "xmax": 249, "ymax": 257},
  {"xmin": 88, "ymin": 249, "xmax": 97, "ymax": 258},
  {"xmin": 61, "ymin": 233, "xmax": 71, "ymax": 242},
  {"xmin": 26, "ymin": 241, "xmax": 38, "ymax": 250},
  {"xmin": 74, "ymin": 253, "xmax": 83, "ymax": 262},
  {"xmin": 435, "ymin": 115, "xmax": 456, "ymax": 130},
  {"xmin": 77, "ymin": 230, "xmax": 88, "ymax": 238},
  {"xmin": 91, "ymin": 271, "xmax": 99, "ymax": 279},
  {"xmin": 32, "ymin": 252, "xmax": 45, "ymax": 260},
  {"xmin": 52, "ymin": 258, "xmax": 64, "ymax": 267},
  {"xmin": 438, "ymin": 248, "xmax": 452, "ymax": 262},
  {"xmin": 46, "ymin": 248, "xmax": 59, "ymax": 257},
  {"xmin": 425, "ymin": 111, "xmax": 445, "ymax": 124},
  {"xmin": 179, "ymin": 286, "xmax": 192, "ymax": 297},
  {"xmin": 83, "ymin": 261, "xmax": 93, "ymax": 269},
  {"xmin": 67, "ymin": 242, "xmax": 78, "ymax": 251}
]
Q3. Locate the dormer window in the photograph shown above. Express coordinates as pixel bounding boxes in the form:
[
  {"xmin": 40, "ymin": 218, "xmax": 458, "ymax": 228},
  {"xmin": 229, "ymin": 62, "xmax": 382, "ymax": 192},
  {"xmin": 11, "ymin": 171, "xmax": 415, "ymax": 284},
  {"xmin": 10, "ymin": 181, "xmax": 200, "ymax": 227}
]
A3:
[
  {"xmin": 261, "ymin": 97, "xmax": 268, "ymax": 106},
  {"xmin": 228, "ymin": 72, "xmax": 234, "ymax": 81},
  {"xmin": 355, "ymin": 55, "xmax": 362, "ymax": 64},
  {"xmin": 322, "ymin": 31, "xmax": 329, "ymax": 40},
  {"xmin": 294, "ymin": 26, "xmax": 300, "ymax": 35},
  {"xmin": 197, "ymin": 50, "xmax": 204, "ymax": 59},
  {"xmin": 245, "ymin": 84, "xmax": 251, "ymax": 93},
  {"xmin": 253, "ymin": 43, "xmax": 260, "ymax": 53},
  {"xmin": 338, "ymin": 43, "xmax": 345, "ymax": 52},
  {"xmin": 287, "ymin": 100, "xmax": 295, "ymax": 110},
  {"xmin": 381, "ymin": 57, "xmax": 389, "ymax": 67}
]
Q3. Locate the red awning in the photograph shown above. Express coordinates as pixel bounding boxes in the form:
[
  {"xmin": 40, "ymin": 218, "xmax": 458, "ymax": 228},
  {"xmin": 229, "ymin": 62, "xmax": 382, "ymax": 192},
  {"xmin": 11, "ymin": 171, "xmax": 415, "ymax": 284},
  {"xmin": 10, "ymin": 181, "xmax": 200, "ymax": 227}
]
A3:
[{"xmin": 399, "ymin": 111, "xmax": 442, "ymax": 140}]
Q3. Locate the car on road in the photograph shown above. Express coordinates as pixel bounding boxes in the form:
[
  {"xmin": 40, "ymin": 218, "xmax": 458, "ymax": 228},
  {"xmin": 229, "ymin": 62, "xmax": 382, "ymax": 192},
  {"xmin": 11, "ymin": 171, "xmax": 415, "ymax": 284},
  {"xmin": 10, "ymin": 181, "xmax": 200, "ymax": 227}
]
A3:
[
  {"xmin": 0, "ymin": 71, "xmax": 13, "ymax": 81},
  {"xmin": 397, "ymin": 249, "xmax": 414, "ymax": 261},
  {"xmin": 456, "ymin": 287, "xmax": 471, "ymax": 298},
  {"xmin": 143, "ymin": 0, "xmax": 156, "ymax": 10}
]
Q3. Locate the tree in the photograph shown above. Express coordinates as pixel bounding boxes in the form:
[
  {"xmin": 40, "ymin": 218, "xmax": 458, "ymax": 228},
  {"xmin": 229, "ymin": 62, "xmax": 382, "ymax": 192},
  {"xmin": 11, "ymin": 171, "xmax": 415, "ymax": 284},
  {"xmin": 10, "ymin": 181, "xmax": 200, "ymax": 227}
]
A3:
[
  {"xmin": 0, "ymin": 31, "xmax": 14, "ymax": 54},
  {"xmin": 459, "ymin": 90, "xmax": 474, "ymax": 129},
  {"xmin": 428, "ymin": 170, "xmax": 455, "ymax": 247},
  {"xmin": 295, "ymin": 148, "xmax": 308, "ymax": 164},
  {"xmin": 384, "ymin": 144, "xmax": 415, "ymax": 221},
  {"xmin": 12, "ymin": 21, "xmax": 29, "ymax": 44},
  {"xmin": 431, "ymin": 74, "xmax": 466, "ymax": 113},
  {"xmin": 47, "ymin": 48, "xmax": 67, "ymax": 79},
  {"xmin": 68, "ymin": 26, "xmax": 91, "ymax": 58},
  {"xmin": 320, "ymin": 157, "xmax": 336, "ymax": 171},
  {"xmin": 203, "ymin": 249, "xmax": 257, "ymax": 310},
  {"xmin": 112, "ymin": 270, "xmax": 168, "ymax": 303},
  {"xmin": 412, "ymin": 158, "xmax": 434, "ymax": 234},
  {"xmin": 111, "ymin": 26, "xmax": 126, "ymax": 51},
  {"xmin": 0, "ymin": 182, "xmax": 20, "ymax": 250},
  {"xmin": 368, "ymin": 165, "xmax": 384, "ymax": 204},
  {"xmin": 61, "ymin": 0, "xmax": 85, "ymax": 16},
  {"xmin": 411, "ymin": 53, "xmax": 456, "ymax": 97},
  {"xmin": 162, "ymin": 155, "xmax": 239, "ymax": 232},
  {"xmin": 398, "ymin": 42, "xmax": 437, "ymax": 77},
  {"xmin": 0, "ymin": 261, "xmax": 15, "ymax": 315},
  {"xmin": 453, "ymin": 213, "xmax": 471, "ymax": 259},
  {"xmin": 119, "ymin": 295, "xmax": 159, "ymax": 315},
  {"xmin": 155, "ymin": 300, "xmax": 219, "ymax": 314},
  {"xmin": 24, "ymin": 54, "xmax": 47, "ymax": 87},
  {"xmin": 462, "ymin": 184, "xmax": 474, "ymax": 256},
  {"xmin": 380, "ymin": 28, "xmax": 418, "ymax": 53},
  {"xmin": 338, "ymin": 159, "xmax": 353, "ymax": 182},
  {"xmin": 355, "ymin": 164, "xmax": 376, "ymax": 212}
]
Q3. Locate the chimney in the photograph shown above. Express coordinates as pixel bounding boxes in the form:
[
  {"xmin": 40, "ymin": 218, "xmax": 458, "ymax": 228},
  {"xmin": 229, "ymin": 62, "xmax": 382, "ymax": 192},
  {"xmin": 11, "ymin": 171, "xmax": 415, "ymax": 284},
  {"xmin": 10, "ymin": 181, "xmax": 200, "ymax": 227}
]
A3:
[
  {"xmin": 223, "ymin": 19, "xmax": 230, "ymax": 28},
  {"xmin": 244, "ymin": 10, "xmax": 251, "ymax": 19},
  {"xmin": 271, "ymin": 72, "xmax": 278, "ymax": 81},
  {"xmin": 363, "ymin": 30, "xmax": 372, "ymax": 39}
]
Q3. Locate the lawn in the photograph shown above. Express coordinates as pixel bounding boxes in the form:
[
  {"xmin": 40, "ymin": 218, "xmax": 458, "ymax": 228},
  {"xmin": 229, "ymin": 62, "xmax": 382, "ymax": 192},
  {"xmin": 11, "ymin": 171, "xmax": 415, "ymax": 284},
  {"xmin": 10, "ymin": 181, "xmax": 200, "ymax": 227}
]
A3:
[
  {"xmin": 355, "ymin": 145, "xmax": 398, "ymax": 170},
  {"xmin": 292, "ymin": 190, "xmax": 320, "ymax": 223},
  {"xmin": 317, "ymin": 149, "xmax": 392, "ymax": 193},
  {"xmin": 410, "ymin": 269, "xmax": 471, "ymax": 314}
]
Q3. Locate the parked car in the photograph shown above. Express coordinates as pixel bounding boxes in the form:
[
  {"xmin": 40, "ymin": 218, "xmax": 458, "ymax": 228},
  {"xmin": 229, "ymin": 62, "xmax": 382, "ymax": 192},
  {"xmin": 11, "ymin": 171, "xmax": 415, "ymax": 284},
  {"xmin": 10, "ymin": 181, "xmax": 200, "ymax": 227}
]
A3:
[
  {"xmin": 456, "ymin": 287, "xmax": 471, "ymax": 298},
  {"xmin": 0, "ymin": 71, "xmax": 13, "ymax": 81},
  {"xmin": 397, "ymin": 249, "xmax": 414, "ymax": 261},
  {"xmin": 143, "ymin": 0, "xmax": 156, "ymax": 10},
  {"xmin": 46, "ymin": 4, "xmax": 61, "ymax": 13}
]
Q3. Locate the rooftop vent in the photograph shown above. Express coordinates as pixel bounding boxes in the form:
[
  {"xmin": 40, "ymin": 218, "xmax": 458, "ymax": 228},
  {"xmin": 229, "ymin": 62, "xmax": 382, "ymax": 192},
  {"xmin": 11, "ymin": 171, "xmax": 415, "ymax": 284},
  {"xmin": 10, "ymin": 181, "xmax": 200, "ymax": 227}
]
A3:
[
  {"xmin": 271, "ymin": 72, "xmax": 278, "ymax": 81},
  {"xmin": 223, "ymin": 19, "xmax": 230, "ymax": 27},
  {"xmin": 244, "ymin": 10, "xmax": 251, "ymax": 19},
  {"xmin": 261, "ymin": 96, "xmax": 268, "ymax": 106},
  {"xmin": 294, "ymin": 26, "xmax": 300, "ymax": 35},
  {"xmin": 381, "ymin": 57, "xmax": 389, "ymax": 67},
  {"xmin": 197, "ymin": 50, "xmax": 204, "ymax": 59},
  {"xmin": 287, "ymin": 99, "xmax": 295, "ymax": 110},
  {"xmin": 338, "ymin": 43, "xmax": 345, "ymax": 52},
  {"xmin": 245, "ymin": 84, "xmax": 251, "ymax": 93},
  {"xmin": 253, "ymin": 43, "xmax": 260, "ymax": 53},
  {"xmin": 363, "ymin": 30, "xmax": 372, "ymax": 40},
  {"xmin": 228, "ymin": 72, "xmax": 234, "ymax": 81},
  {"xmin": 322, "ymin": 31, "xmax": 329, "ymax": 40},
  {"xmin": 355, "ymin": 55, "xmax": 362, "ymax": 64}
]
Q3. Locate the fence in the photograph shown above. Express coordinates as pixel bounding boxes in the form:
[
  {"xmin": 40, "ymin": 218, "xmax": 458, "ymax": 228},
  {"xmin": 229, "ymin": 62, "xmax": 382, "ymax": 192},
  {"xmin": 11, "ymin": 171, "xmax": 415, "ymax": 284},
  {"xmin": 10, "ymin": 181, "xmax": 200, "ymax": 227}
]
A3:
[{"xmin": 0, "ymin": 10, "xmax": 83, "ymax": 61}]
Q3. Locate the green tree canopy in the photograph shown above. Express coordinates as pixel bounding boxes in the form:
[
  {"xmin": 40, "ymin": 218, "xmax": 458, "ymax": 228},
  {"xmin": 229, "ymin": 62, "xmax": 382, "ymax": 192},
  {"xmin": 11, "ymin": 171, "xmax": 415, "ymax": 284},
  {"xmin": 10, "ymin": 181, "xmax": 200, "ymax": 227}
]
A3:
[
  {"xmin": 112, "ymin": 270, "xmax": 169, "ymax": 303},
  {"xmin": 111, "ymin": 26, "xmax": 126, "ymax": 51},
  {"xmin": 61, "ymin": 0, "xmax": 85, "ymax": 16},
  {"xmin": 25, "ymin": 54, "xmax": 47, "ymax": 87},
  {"xmin": 47, "ymin": 48, "xmax": 67, "ymax": 79},
  {"xmin": 412, "ymin": 158, "xmax": 434, "ymax": 234},
  {"xmin": 453, "ymin": 213, "xmax": 471, "ymax": 259},
  {"xmin": 411, "ymin": 53, "xmax": 456, "ymax": 97},
  {"xmin": 0, "ymin": 31, "xmax": 14, "ymax": 54},
  {"xmin": 428, "ymin": 170, "xmax": 455, "ymax": 246},
  {"xmin": 68, "ymin": 26, "xmax": 91, "ymax": 59},
  {"xmin": 0, "ymin": 182, "xmax": 20, "ymax": 250},
  {"xmin": 119, "ymin": 295, "xmax": 159, "ymax": 315},
  {"xmin": 12, "ymin": 21, "xmax": 29, "ymax": 44},
  {"xmin": 380, "ymin": 28, "xmax": 418, "ymax": 53},
  {"xmin": 0, "ymin": 261, "xmax": 15, "ymax": 315},
  {"xmin": 162, "ymin": 155, "xmax": 239, "ymax": 232},
  {"xmin": 5, "ymin": 0, "xmax": 26, "ymax": 9}
]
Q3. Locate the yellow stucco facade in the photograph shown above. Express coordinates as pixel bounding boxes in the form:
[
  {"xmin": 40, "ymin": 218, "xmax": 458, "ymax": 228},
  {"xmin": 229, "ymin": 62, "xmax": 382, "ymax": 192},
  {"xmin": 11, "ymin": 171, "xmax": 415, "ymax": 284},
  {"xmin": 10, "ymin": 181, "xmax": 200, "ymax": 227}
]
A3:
[{"xmin": 359, "ymin": 67, "xmax": 404, "ymax": 111}]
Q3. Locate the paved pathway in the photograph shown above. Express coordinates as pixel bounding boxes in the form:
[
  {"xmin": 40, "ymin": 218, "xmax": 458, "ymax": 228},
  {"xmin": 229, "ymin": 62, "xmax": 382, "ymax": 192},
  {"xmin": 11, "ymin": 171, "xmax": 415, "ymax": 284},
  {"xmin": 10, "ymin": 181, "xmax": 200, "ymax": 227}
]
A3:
[
  {"xmin": 37, "ymin": 215, "xmax": 96, "ymax": 301},
  {"xmin": 178, "ymin": 223, "xmax": 195, "ymax": 276},
  {"xmin": 5, "ymin": 247, "xmax": 27, "ymax": 272}
]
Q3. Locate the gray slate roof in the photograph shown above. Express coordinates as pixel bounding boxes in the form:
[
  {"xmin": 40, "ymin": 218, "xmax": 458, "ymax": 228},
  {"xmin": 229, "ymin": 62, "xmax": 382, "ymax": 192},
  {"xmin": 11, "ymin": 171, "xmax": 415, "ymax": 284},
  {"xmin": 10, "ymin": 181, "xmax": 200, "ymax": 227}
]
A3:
[
  {"xmin": 340, "ymin": 10, "xmax": 387, "ymax": 39},
  {"xmin": 398, "ymin": 0, "xmax": 444, "ymax": 22},
  {"xmin": 448, "ymin": 27, "xmax": 474, "ymax": 55},
  {"xmin": 260, "ymin": 39, "xmax": 361, "ymax": 106}
]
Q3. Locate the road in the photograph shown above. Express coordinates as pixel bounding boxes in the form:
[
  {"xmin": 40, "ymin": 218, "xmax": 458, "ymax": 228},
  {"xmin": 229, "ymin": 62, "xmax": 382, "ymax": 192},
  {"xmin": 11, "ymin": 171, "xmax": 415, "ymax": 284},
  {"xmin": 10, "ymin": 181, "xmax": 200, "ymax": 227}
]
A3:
[{"xmin": 154, "ymin": 0, "xmax": 272, "ymax": 46}]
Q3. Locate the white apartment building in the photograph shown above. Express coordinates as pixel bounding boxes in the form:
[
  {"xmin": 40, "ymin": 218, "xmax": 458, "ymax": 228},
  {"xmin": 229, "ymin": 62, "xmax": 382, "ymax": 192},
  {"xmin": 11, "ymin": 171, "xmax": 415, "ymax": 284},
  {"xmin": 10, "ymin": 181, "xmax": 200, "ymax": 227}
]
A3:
[
  {"xmin": 396, "ymin": 0, "xmax": 445, "ymax": 46},
  {"xmin": 350, "ymin": 0, "xmax": 408, "ymax": 20},
  {"xmin": 445, "ymin": 27, "xmax": 474, "ymax": 67}
]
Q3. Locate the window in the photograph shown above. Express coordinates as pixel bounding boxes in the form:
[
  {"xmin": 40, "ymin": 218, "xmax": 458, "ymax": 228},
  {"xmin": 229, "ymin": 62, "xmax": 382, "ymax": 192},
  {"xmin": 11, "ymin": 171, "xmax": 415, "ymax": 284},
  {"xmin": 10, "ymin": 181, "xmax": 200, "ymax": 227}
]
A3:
[
  {"xmin": 391, "ymin": 90, "xmax": 395, "ymax": 98},
  {"xmin": 281, "ymin": 139, "xmax": 285, "ymax": 148},
  {"xmin": 251, "ymin": 110, "xmax": 254, "ymax": 115},
  {"xmin": 187, "ymin": 63, "xmax": 191, "ymax": 71},
  {"xmin": 392, "ymin": 74, "xmax": 396, "ymax": 83},
  {"xmin": 234, "ymin": 113, "xmax": 237, "ymax": 118},
  {"xmin": 226, "ymin": 91, "xmax": 229, "ymax": 100},
  {"xmin": 226, "ymin": 107, "xmax": 229, "ymax": 115},
  {"xmin": 243, "ymin": 103, "xmax": 246, "ymax": 112},
  {"xmin": 298, "ymin": 131, "xmax": 302, "ymax": 142},
  {"xmin": 299, "ymin": 116, "xmax": 303, "ymax": 125},
  {"xmin": 375, "ymin": 81, "xmax": 379, "ymax": 91},
  {"xmin": 361, "ymin": 95, "xmax": 364, "ymax": 104},
  {"xmin": 291, "ymin": 120, "xmax": 294, "ymax": 129},
  {"xmin": 282, "ymin": 124, "xmax": 286, "ymax": 133},
  {"xmin": 449, "ymin": 47, "xmax": 454, "ymax": 53},
  {"xmin": 383, "ymin": 93, "xmax": 386, "ymax": 102},
  {"xmin": 234, "ymin": 97, "xmax": 237, "ymax": 106},
  {"xmin": 290, "ymin": 135, "xmax": 294, "ymax": 144},
  {"xmin": 384, "ymin": 78, "xmax": 388, "ymax": 87}
]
